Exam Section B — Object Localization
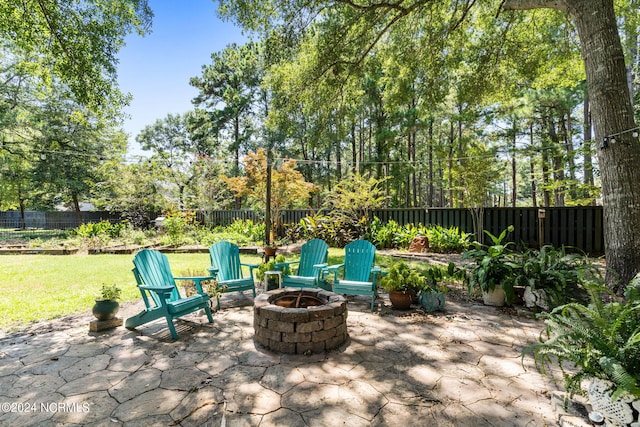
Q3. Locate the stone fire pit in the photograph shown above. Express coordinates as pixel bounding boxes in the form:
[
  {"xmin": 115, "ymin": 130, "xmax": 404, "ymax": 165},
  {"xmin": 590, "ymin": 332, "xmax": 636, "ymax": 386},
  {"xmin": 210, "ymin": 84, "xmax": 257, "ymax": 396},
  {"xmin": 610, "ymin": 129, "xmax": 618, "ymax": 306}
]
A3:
[{"xmin": 253, "ymin": 288, "xmax": 348, "ymax": 354}]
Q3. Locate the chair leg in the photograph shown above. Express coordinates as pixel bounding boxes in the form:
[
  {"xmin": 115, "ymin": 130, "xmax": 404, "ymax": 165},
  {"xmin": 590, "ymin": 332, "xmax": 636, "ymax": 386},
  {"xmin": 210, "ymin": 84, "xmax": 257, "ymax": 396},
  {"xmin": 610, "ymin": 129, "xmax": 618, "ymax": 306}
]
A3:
[
  {"xmin": 166, "ymin": 316, "xmax": 179, "ymax": 340},
  {"xmin": 204, "ymin": 305, "xmax": 214, "ymax": 323}
]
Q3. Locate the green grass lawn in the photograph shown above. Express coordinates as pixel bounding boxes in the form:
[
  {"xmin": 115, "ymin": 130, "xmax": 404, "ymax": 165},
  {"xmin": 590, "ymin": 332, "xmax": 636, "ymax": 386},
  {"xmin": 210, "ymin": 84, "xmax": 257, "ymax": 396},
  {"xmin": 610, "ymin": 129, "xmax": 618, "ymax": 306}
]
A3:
[
  {"xmin": 0, "ymin": 252, "xmax": 223, "ymax": 331},
  {"xmin": 0, "ymin": 248, "xmax": 381, "ymax": 332}
]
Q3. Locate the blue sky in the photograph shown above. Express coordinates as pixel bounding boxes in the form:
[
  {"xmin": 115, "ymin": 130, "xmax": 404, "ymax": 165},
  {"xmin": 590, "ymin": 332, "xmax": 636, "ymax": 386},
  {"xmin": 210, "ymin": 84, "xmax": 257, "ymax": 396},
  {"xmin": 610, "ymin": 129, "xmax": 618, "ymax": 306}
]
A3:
[{"xmin": 117, "ymin": 0, "xmax": 246, "ymax": 157}]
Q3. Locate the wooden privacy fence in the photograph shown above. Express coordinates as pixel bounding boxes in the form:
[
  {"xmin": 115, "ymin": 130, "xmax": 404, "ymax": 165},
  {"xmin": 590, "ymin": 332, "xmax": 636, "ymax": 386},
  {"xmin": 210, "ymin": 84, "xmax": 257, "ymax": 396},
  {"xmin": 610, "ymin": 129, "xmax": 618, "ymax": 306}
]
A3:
[
  {"xmin": 0, "ymin": 211, "xmax": 121, "ymax": 230},
  {"xmin": 204, "ymin": 206, "xmax": 605, "ymax": 254},
  {"xmin": 0, "ymin": 207, "xmax": 604, "ymax": 254}
]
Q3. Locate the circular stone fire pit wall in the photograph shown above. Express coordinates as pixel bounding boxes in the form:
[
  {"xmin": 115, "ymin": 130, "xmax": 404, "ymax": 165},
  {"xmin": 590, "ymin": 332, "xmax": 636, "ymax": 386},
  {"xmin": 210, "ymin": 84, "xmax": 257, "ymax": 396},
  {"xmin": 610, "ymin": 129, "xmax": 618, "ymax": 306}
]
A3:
[{"xmin": 254, "ymin": 288, "xmax": 348, "ymax": 354}]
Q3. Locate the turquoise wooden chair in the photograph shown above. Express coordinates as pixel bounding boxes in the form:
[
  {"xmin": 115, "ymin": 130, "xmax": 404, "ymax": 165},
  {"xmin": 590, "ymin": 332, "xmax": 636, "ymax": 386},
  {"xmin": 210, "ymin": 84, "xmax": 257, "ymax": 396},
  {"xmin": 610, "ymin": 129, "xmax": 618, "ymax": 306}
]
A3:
[
  {"xmin": 208, "ymin": 241, "xmax": 258, "ymax": 309},
  {"xmin": 275, "ymin": 238, "xmax": 329, "ymax": 289},
  {"xmin": 324, "ymin": 240, "xmax": 384, "ymax": 312},
  {"xmin": 125, "ymin": 249, "xmax": 215, "ymax": 340}
]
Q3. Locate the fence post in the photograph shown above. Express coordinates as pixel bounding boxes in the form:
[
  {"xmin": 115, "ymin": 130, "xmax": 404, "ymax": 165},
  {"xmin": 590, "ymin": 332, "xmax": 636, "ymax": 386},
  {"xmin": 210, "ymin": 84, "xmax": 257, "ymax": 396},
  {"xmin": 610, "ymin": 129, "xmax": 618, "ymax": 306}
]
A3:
[{"xmin": 538, "ymin": 208, "xmax": 546, "ymax": 248}]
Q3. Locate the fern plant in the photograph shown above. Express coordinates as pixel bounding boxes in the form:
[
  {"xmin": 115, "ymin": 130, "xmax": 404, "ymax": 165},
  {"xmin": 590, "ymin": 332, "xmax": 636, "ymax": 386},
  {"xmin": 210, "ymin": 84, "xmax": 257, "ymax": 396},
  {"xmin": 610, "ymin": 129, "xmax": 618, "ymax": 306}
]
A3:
[
  {"xmin": 511, "ymin": 245, "xmax": 593, "ymax": 310},
  {"xmin": 524, "ymin": 277, "xmax": 640, "ymax": 400}
]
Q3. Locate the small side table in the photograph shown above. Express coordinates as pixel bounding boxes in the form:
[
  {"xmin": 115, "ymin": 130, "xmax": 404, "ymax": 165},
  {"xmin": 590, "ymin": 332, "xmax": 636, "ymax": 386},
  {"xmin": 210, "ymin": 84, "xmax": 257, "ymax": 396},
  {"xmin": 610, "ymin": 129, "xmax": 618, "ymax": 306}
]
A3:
[{"xmin": 263, "ymin": 270, "xmax": 283, "ymax": 291}]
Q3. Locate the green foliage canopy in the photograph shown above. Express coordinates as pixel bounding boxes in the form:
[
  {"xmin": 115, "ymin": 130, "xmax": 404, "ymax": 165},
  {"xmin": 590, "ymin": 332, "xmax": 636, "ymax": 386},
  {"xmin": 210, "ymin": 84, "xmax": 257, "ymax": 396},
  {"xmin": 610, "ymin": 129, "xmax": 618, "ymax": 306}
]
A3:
[{"xmin": 0, "ymin": 0, "xmax": 153, "ymax": 111}]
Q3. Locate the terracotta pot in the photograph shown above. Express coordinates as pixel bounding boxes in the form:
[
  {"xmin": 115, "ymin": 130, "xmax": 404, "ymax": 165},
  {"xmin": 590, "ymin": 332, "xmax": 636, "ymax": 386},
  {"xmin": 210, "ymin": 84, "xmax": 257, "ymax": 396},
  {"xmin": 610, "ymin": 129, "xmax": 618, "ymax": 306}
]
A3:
[
  {"xmin": 388, "ymin": 290, "xmax": 413, "ymax": 310},
  {"xmin": 263, "ymin": 246, "xmax": 277, "ymax": 257}
]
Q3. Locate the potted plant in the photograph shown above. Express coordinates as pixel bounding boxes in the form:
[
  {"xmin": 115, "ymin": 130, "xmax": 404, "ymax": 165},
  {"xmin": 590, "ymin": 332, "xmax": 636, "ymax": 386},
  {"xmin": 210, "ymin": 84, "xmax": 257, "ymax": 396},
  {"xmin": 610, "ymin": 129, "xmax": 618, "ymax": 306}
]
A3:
[
  {"xmin": 92, "ymin": 284, "xmax": 121, "ymax": 321},
  {"xmin": 380, "ymin": 261, "xmax": 424, "ymax": 310},
  {"xmin": 524, "ymin": 276, "xmax": 640, "ymax": 426},
  {"xmin": 256, "ymin": 254, "xmax": 288, "ymax": 291},
  {"xmin": 462, "ymin": 225, "xmax": 517, "ymax": 306},
  {"xmin": 511, "ymin": 244, "xmax": 592, "ymax": 312},
  {"xmin": 417, "ymin": 262, "xmax": 464, "ymax": 313}
]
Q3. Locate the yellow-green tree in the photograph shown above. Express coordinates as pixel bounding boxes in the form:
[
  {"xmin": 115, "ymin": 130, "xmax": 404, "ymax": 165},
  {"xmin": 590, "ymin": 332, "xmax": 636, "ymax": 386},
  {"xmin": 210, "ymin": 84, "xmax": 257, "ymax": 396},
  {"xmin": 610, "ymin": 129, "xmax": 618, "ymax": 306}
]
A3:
[{"xmin": 223, "ymin": 148, "xmax": 317, "ymax": 236}]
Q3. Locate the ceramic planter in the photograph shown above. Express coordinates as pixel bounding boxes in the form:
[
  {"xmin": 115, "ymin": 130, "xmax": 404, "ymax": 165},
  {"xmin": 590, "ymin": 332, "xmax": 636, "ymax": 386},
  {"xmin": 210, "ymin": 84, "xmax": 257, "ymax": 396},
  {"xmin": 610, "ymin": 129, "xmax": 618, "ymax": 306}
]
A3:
[
  {"xmin": 587, "ymin": 378, "xmax": 640, "ymax": 427},
  {"xmin": 482, "ymin": 284, "xmax": 506, "ymax": 306},
  {"xmin": 419, "ymin": 291, "xmax": 445, "ymax": 312},
  {"xmin": 92, "ymin": 300, "xmax": 119, "ymax": 321},
  {"xmin": 523, "ymin": 287, "xmax": 550, "ymax": 311}
]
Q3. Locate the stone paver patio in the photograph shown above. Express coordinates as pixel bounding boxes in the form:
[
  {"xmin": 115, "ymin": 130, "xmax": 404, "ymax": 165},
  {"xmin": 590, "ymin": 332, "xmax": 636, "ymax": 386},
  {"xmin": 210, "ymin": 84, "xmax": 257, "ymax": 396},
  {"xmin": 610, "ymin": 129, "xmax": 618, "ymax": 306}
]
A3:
[{"xmin": 0, "ymin": 291, "xmax": 582, "ymax": 426}]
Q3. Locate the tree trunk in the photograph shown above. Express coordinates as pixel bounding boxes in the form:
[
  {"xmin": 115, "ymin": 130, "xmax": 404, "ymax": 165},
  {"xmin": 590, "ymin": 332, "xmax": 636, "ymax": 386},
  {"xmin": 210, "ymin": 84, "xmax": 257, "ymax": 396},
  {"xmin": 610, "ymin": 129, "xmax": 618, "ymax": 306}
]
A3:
[
  {"xmin": 505, "ymin": 0, "xmax": 640, "ymax": 291},
  {"xmin": 511, "ymin": 120, "xmax": 517, "ymax": 208},
  {"xmin": 563, "ymin": 111, "xmax": 577, "ymax": 201},
  {"xmin": 583, "ymin": 90, "xmax": 595, "ymax": 204},
  {"xmin": 428, "ymin": 120, "xmax": 434, "ymax": 207},
  {"xmin": 529, "ymin": 122, "xmax": 538, "ymax": 207}
]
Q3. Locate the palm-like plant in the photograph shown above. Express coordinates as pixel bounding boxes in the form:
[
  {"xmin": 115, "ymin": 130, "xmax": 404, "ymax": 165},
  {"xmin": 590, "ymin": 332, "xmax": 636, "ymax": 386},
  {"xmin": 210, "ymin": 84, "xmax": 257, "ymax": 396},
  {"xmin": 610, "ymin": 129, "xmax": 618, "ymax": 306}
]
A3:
[
  {"xmin": 463, "ymin": 225, "xmax": 517, "ymax": 303},
  {"xmin": 524, "ymin": 277, "xmax": 640, "ymax": 400}
]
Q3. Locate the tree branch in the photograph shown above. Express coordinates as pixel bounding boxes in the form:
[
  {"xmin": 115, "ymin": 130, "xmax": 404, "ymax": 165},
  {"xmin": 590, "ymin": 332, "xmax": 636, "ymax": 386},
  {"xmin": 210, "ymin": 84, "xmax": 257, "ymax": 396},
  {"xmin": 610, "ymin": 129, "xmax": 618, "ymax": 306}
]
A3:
[{"xmin": 502, "ymin": 0, "xmax": 567, "ymax": 12}]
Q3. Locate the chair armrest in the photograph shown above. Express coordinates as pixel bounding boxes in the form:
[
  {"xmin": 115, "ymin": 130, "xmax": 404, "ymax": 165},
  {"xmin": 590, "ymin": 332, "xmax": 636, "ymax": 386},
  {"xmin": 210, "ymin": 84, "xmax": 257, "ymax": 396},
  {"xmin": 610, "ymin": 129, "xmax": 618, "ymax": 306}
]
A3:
[
  {"xmin": 206, "ymin": 266, "xmax": 219, "ymax": 278},
  {"xmin": 174, "ymin": 275, "xmax": 216, "ymax": 294},
  {"xmin": 323, "ymin": 264, "xmax": 344, "ymax": 272},
  {"xmin": 174, "ymin": 275, "xmax": 216, "ymax": 282},
  {"xmin": 371, "ymin": 266, "xmax": 386, "ymax": 275},
  {"xmin": 241, "ymin": 262, "xmax": 259, "ymax": 279},
  {"xmin": 274, "ymin": 261, "xmax": 298, "ymax": 274},
  {"xmin": 322, "ymin": 264, "xmax": 344, "ymax": 281},
  {"xmin": 138, "ymin": 285, "xmax": 176, "ymax": 301},
  {"xmin": 139, "ymin": 284, "xmax": 175, "ymax": 293},
  {"xmin": 274, "ymin": 261, "xmax": 299, "ymax": 269},
  {"xmin": 370, "ymin": 266, "xmax": 387, "ymax": 289}
]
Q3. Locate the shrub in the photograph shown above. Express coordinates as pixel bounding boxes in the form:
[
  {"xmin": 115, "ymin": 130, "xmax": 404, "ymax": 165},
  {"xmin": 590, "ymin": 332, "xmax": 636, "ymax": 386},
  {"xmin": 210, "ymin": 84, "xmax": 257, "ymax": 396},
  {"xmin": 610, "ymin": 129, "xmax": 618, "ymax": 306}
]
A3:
[
  {"xmin": 367, "ymin": 219, "xmax": 470, "ymax": 252},
  {"xmin": 284, "ymin": 212, "xmax": 368, "ymax": 247},
  {"xmin": 524, "ymin": 277, "xmax": 640, "ymax": 400},
  {"xmin": 162, "ymin": 211, "xmax": 197, "ymax": 243},
  {"xmin": 221, "ymin": 219, "xmax": 265, "ymax": 243},
  {"xmin": 511, "ymin": 245, "xmax": 593, "ymax": 310},
  {"xmin": 74, "ymin": 220, "xmax": 125, "ymax": 238},
  {"xmin": 426, "ymin": 225, "xmax": 471, "ymax": 253}
]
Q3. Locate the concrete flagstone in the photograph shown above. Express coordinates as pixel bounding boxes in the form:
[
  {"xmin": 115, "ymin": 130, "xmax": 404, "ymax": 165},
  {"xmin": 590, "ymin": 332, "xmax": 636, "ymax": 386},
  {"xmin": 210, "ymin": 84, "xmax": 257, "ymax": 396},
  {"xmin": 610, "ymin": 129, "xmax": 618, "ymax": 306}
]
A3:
[{"xmin": 0, "ymin": 291, "xmax": 591, "ymax": 426}]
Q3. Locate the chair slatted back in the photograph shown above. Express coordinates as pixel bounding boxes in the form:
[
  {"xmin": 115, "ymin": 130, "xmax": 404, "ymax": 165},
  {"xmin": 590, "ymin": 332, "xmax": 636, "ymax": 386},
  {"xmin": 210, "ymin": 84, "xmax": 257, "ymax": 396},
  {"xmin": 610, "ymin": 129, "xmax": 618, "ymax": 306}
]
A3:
[
  {"xmin": 343, "ymin": 240, "xmax": 376, "ymax": 282},
  {"xmin": 209, "ymin": 241, "xmax": 244, "ymax": 281},
  {"xmin": 296, "ymin": 239, "xmax": 329, "ymax": 277},
  {"xmin": 133, "ymin": 249, "xmax": 181, "ymax": 306}
]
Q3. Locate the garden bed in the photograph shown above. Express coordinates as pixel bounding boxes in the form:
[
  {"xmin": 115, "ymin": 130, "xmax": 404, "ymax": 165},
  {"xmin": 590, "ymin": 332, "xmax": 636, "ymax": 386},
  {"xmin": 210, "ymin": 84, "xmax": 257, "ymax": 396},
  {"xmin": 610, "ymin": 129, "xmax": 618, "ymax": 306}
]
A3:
[{"xmin": 0, "ymin": 247, "xmax": 79, "ymax": 255}]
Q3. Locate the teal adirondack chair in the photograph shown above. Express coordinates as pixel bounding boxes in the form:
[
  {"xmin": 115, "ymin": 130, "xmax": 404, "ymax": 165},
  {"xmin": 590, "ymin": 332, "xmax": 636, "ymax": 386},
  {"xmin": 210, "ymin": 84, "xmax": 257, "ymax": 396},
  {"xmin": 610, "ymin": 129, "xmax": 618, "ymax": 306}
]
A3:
[
  {"xmin": 275, "ymin": 238, "xmax": 329, "ymax": 289},
  {"xmin": 125, "ymin": 249, "xmax": 214, "ymax": 339},
  {"xmin": 208, "ymin": 241, "xmax": 258, "ymax": 309},
  {"xmin": 325, "ymin": 240, "xmax": 383, "ymax": 312}
]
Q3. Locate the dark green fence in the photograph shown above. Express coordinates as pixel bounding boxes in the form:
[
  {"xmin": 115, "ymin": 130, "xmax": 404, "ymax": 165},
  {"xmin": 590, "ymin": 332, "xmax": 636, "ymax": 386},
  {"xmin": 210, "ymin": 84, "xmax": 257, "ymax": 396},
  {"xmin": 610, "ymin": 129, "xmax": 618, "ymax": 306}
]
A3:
[
  {"xmin": 204, "ymin": 206, "xmax": 605, "ymax": 254},
  {"xmin": 1, "ymin": 207, "xmax": 603, "ymax": 253}
]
